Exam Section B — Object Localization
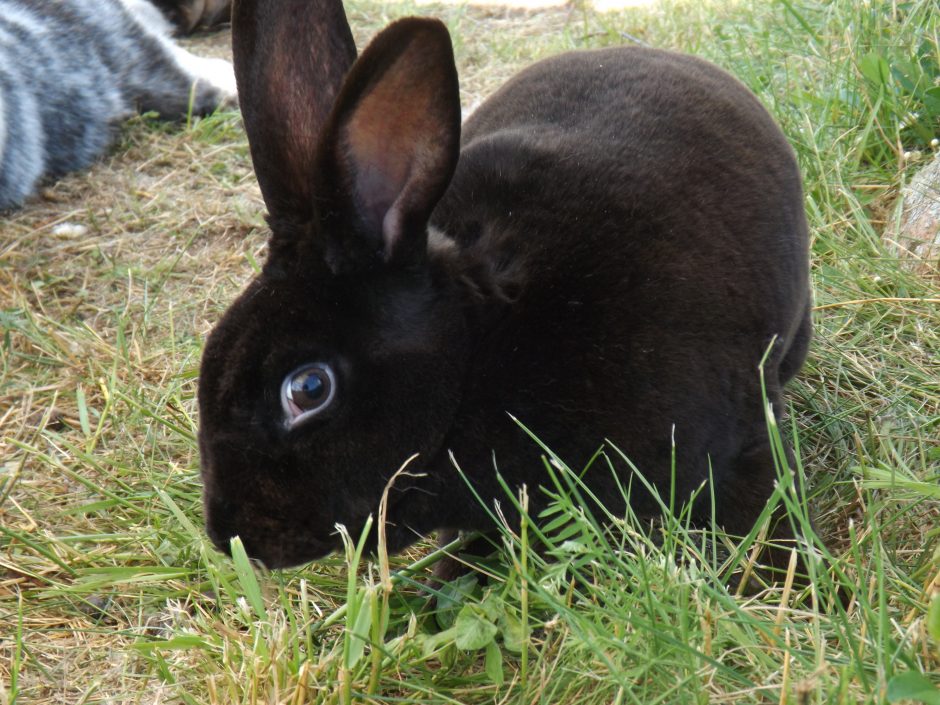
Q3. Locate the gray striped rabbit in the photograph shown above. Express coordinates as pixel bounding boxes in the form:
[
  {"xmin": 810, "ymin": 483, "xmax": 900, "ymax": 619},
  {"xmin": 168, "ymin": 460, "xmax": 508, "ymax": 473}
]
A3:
[{"xmin": 0, "ymin": 0, "xmax": 235, "ymax": 210}]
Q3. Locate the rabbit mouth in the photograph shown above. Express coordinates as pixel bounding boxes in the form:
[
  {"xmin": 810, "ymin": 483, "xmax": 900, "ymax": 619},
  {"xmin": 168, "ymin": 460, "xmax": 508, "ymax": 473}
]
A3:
[
  {"xmin": 209, "ymin": 524, "xmax": 335, "ymax": 570},
  {"xmin": 248, "ymin": 538, "xmax": 334, "ymax": 570},
  {"xmin": 204, "ymin": 495, "xmax": 337, "ymax": 568}
]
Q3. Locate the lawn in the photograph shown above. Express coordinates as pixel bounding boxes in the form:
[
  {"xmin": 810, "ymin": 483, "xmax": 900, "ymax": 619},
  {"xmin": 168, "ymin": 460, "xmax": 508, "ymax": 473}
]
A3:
[{"xmin": 1, "ymin": 0, "xmax": 938, "ymax": 703}]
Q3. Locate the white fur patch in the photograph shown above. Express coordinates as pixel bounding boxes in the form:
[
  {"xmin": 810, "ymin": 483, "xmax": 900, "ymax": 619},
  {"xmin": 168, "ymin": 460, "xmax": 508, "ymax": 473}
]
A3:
[{"xmin": 172, "ymin": 48, "xmax": 238, "ymax": 100}]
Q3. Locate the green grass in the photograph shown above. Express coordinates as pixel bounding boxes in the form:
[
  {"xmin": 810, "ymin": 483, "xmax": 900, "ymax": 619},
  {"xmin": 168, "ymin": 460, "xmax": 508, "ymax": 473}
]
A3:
[{"xmin": 1, "ymin": 0, "xmax": 938, "ymax": 703}]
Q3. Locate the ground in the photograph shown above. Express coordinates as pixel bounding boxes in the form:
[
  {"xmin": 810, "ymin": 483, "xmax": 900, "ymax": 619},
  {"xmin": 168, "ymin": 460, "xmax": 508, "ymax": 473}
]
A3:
[{"xmin": 1, "ymin": 1, "xmax": 937, "ymax": 703}]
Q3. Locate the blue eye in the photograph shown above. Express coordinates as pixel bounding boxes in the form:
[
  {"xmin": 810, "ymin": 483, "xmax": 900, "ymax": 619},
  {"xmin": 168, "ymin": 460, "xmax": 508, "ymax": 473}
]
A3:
[
  {"xmin": 291, "ymin": 370, "xmax": 326, "ymax": 406},
  {"xmin": 281, "ymin": 363, "xmax": 336, "ymax": 427}
]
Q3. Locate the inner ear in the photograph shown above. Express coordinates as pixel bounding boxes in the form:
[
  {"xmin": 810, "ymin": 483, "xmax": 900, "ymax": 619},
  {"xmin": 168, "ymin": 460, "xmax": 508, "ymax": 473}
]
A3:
[
  {"xmin": 344, "ymin": 87, "xmax": 430, "ymax": 244},
  {"xmin": 325, "ymin": 18, "xmax": 461, "ymax": 267}
]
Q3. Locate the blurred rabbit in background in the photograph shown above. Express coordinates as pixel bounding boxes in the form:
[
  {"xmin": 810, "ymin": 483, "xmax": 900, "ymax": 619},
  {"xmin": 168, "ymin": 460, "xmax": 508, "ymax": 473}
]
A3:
[{"xmin": 0, "ymin": 0, "xmax": 235, "ymax": 210}]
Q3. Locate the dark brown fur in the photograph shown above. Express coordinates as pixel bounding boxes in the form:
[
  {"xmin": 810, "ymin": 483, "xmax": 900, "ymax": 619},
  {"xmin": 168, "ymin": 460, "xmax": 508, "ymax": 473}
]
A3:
[{"xmin": 198, "ymin": 1, "xmax": 812, "ymax": 575}]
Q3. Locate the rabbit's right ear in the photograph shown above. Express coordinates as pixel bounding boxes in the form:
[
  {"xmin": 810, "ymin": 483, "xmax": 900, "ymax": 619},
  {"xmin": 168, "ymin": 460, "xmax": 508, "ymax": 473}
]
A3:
[{"xmin": 231, "ymin": 0, "xmax": 356, "ymax": 221}]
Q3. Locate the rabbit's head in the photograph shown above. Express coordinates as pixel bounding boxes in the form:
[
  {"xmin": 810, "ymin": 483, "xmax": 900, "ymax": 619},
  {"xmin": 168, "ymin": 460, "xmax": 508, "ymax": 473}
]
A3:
[{"xmin": 199, "ymin": 2, "xmax": 466, "ymax": 567}]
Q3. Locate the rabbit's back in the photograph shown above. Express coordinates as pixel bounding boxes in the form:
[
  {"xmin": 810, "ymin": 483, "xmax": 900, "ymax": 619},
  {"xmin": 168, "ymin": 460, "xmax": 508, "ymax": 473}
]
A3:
[
  {"xmin": 462, "ymin": 48, "xmax": 790, "ymax": 159},
  {"xmin": 437, "ymin": 46, "xmax": 808, "ymax": 345}
]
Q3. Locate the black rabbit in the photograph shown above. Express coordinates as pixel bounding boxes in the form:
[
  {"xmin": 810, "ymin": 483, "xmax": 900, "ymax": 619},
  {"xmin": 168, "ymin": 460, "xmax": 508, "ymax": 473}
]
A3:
[{"xmin": 198, "ymin": 0, "xmax": 812, "ymax": 576}]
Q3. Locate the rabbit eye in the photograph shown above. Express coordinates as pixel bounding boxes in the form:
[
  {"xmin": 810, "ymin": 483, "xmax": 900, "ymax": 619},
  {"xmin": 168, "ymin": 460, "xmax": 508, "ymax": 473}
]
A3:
[{"xmin": 281, "ymin": 364, "xmax": 336, "ymax": 428}]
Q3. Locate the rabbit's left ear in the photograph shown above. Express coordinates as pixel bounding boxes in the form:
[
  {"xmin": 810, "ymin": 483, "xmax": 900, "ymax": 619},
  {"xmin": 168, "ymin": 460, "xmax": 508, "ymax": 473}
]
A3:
[{"xmin": 317, "ymin": 18, "xmax": 461, "ymax": 270}]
